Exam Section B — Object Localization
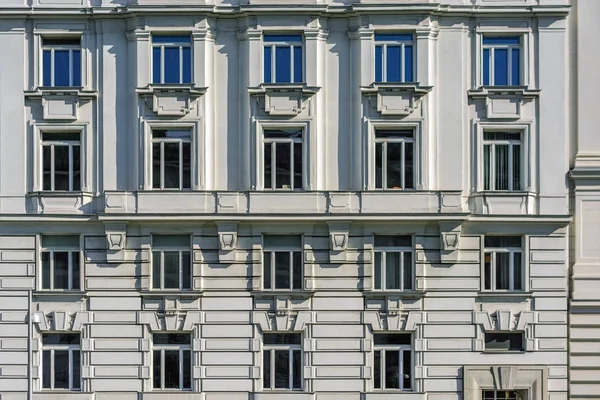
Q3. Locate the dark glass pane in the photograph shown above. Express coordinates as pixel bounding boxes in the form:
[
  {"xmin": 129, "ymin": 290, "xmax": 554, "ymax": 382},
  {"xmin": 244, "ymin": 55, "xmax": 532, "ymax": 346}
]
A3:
[
  {"xmin": 264, "ymin": 46, "xmax": 272, "ymax": 83},
  {"xmin": 274, "ymin": 350, "xmax": 289, "ymax": 388},
  {"xmin": 43, "ymin": 50, "xmax": 52, "ymax": 86},
  {"xmin": 163, "ymin": 251, "xmax": 179, "ymax": 289},
  {"xmin": 182, "ymin": 47, "xmax": 192, "ymax": 84},
  {"xmin": 152, "ymin": 143, "xmax": 161, "ymax": 189},
  {"xmin": 264, "ymin": 142, "xmax": 272, "ymax": 189},
  {"xmin": 182, "ymin": 251, "xmax": 191, "ymax": 290},
  {"xmin": 72, "ymin": 350, "xmax": 81, "ymax": 389},
  {"xmin": 484, "ymin": 253, "xmax": 492, "ymax": 290},
  {"xmin": 375, "ymin": 130, "xmax": 413, "ymax": 139},
  {"xmin": 495, "ymin": 144, "xmax": 509, "ymax": 190},
  {"xmin": 152, "ymin": 47, "xmax": 161, "ymax": 84},
  {"xmin": 292, "ymin": 349, "xmax": 302, "ymax": 389},
  {"xmin": 484, "ymin": 332, "xmax": 523, "ymax": 351},
  {"xmin": 404, "ymin": 142, "xmax": 414, "ymax": 189},
  {"xmin": 182, "ymin": 142, "xmax": 191, "ymax": 189},
  {"xmin": 42, "ymin": 252, "xmax": 51, "ymax": 289},
  {"xmin": 153, "ymin": 36, "xmax": 191, "ymax": 44},
  {"xmin": 264, "ymin": 34, "xmax": 302, "ymax": 42},
  {"xmin": 385, "ymin": 350, "xmax": 400, "ymax": 389},
  {"xmin": 385, "ymin": 252, "xmax": 401, "ymax": 290},
  {"xmin": 494, "ymin": 48, "xmax": 508, "ymax": 86},
  {"xmin": 53, "ymin": 145, "xmax": 70, "ymax": 191},
  {"xmin": 43, "ymin": 333, "xmax": 80, "ymax": 345},
  {"xmin": 483, "ymin": 48, "xmax": 490, "ymax": 85},
  {"xmin": 263, "ymin": 252, "xmax": 272, "ymax": 289},
  {"xmin": 43, "ymin": 146, "xmax": 52, "ymax": 191},
  {"xmin": 404, "ymin": 45, "xmax": 413, "ymax": 82},
  {"xmin": 153, "ymin": 350, "xmax": 161, "ymax": 388},
  {"xmin": 374, "ymin": 235, "xmax": 412, "ymax": 248},
  {"xmin": 293, "ymin": 141, "xmax": 303, "ymax": 190},
  {"xmin": 512, "ymin": 145, "xmax": 521, "ymax": 190},
  {"xmin": 484, "ymin": 144, "xmax": 491, "ymax": 190},
  {"xmin": 375, "ymin": 45, "xmax": 383, "ymax": 82},
  {"xmin": 402, "ymin": 350, "xmax": 411, "ymax": 389},
  {"xmin": 264, "ymin": 129, "xmax": 303, "ymax": 139},
  {"xmin": 274, "ymin": 143, "xmax": 291, "ymax": 189},
  {"xmin": 263, "ymin": 350, "xmax": 271, "ymax": 388},
  {"xmin": 164, "ymin": 46, "xmax": 181, "ymax": 84},
  {"xmin": 54, "ymin": 350, "xmax": 69, "ymax": 389},
  {"xmin": 263, "ymin": 333, "xmax": 302, "ymax": 345},
  {"xmin": 275, "ymin": 46, "xmax": 291, "ymax": 83},
  {"xmin": 374, "ymin": 350, "xmax": 381, "ymax": 389},
  {"xmin": 72, "ymin": 145, "xmax": 81, "ymax": 191},
  {"xmin": 386, "ymin": 142, "xmax": 402, "ymax": 189},
  {"xmin": 375, "ymin": 142, "xmax": 383, "ymax": 188},
  {"xmin": 403, "ymin": 252, "xmax": 413, "ymax": 290},
  {"xmin": 375, "ymin": 33, "xmax": 413, "ymax": 42},
  {"xmin": 483, "ymin": 391, "xmax": 495, "ymax": 400},
  {"xmin": 483, "ymin": 36, "xmax": 520, "ymax": 45},
  {"xmin": 292, "ymin": 251, "xmax": 302, "ymax": 290},
  {"xmin": 152, "ymin": 251, "xmax": 161, "ymax": 289},
  {"xmin": 293, "ymin": 46, "xmax": 302, "ymax": 83},
  {"xmin": 182, "ymin": 350, "xmax": 191, "ymax": 389},
  {"xmin": 71, "ymin": 252, "xmax": 80, "ymax": 290},
  {"xmin": 43, "ymin": 350, "xmax": 51, "ymax": 388},
  {"xmin": 511, "ymin": 48, "xmax": 520, "ymax": 85},
  {"xmin": 485, "ymin": 236, "xmax": 522, "ymax": 248},
  {"xmin": 484, "ymin": 132, "xmax": 521, "ymax": 141},
  {"xmin": 495, "ymin": 252, "xmax": 510, "ymax": 290},
  {"xmin": 374, "ymin": 334, "xmax": 411, "ymax": 346},
  {"xmin": 275, "ymin": 252, "xmax": 290, "ymax": 289},
  {"xmin": 513, "ymin": 253, "xmax": 523, "ymax": 290},
  {"xmin": 154, "ymin": 333, "xmax": 191, "ymax": 345},
  {"xmin": 53, "ymin": 252, "xmax": 69, "ymax": 289},
  {"xmin": 163, "ymin": 142, "xmax": 180, "ymax": 189},
  {"xmin": 53, "ymin": 50, "xmax": 70, "ymax": 86},
  {"xmin": 386, "ymin": 45, "xmax": 401, "ymax": 82},
  {"xmin": 374, "ymin": 252, "xmax": 382, "ymax": 290},
  {"xmin": 164, "ymin": 350, "xmax": 180, "ymax": 388},
  {"xmin": 72, "ymin": 50, "xmax": 81, "ymax": 87}
]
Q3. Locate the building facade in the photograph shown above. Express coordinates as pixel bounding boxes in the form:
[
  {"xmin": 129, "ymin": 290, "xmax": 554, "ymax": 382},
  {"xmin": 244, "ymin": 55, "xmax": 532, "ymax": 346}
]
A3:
[{"xmin": 0, "ymin": 0, "xmax": 585, "ymax": 399}]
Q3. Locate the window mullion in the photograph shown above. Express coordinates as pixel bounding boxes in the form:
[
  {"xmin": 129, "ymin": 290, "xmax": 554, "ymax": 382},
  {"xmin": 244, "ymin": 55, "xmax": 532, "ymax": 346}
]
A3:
[
  {"xmin": 288, "ymin": 347, "xmax": 293, "ymax": 389},
  {"xmin": 490, "ymin": 143, "xmax": 496, "ymax": 191},
  {"xmin": 400, "ymin": 251, "xmax": 404, "ymax": 290},
  {"xmin": 160, "ymin": 142, "xmax": 165, "ymax": 190},
  {"xmin": 161, "ymin": 45, "xmax": 165, "ymax": 84},
  {"xmin": 290, "ymin": 141, "xmax": 294, "ymax": 190},
  {"xmin": 161, "ymin": 349, "xmax": 166, "ymax": 389},
  {"xmin": 161, "ymin": 251, "xmax": 165, "ymax": 290},
  {"xmin": 271, "ymin": 251, "xmax": 276, "ymax": 291},
  {"xmin": 179, "ymin": 250, "xmax": 183, "ymax": 290},
  {"xmin": 398, "ymin": 349, "xmax": 403, "ymax": 390},
  {"xmin": 68, "ymin": 251, "xmax": 72, "ymax": 290},
  {"xmin": 290, "ymin": 44, "xmax": 295, "ymax": 83},
  {"xmin": 382, "ymin": 44, "xmax": 387, "ymax": 82},
  {"xmin": 509, "ymin": 250, "xmax": 515, "ymax": 291},
  {"xmin": 69, "ymin": 144, "xmax": 74, "ymax": 192},
  {"xmin": 507, "ymin": 47, "xmax": 512, "ymax": 85},
  {"xmin": 180, "ymin": 46, "xmax": 183, "ymax": 83},
  {"xmin": 179, "ymin": 348, "xmax": 183, "ymax": 389},
  {"xmin": 68, "ymin": 50, "xmax": 73, "ymax": 87},
  {"xmin": 179, "ymin": 141, "xmax": 183, "ymax": 190},
  {"xmin": 50, "ymin": 349, "xmax": 55, "ymax": 389},
  {"xmin": 490, "ymin": 48, "xmax": 495, "ymax": 85},
  {"xmin": 401, "ymin": 141, "xmax": 406, "ymax": 189},
  {"xmin": 271, "ymin": 44, "xmax": 276, "ymax": 82},
  {"xmin": 382, "ymin": 142, "xmax": 388, "ymax": 190},
  {"xmin": 50, "ymin": 251, "xmax": 54, "ymax": 290},
  {"xmin": 401, "ymin": 43, "xmax": 405, "ymax": 82},
  {"xmin": 68, "ymin": 349, "xmax": 73, "ymax": 389},
  {"xmin": 271, "ymin": 142, "xmax": 276, "ymax": 189},
  {"xmin": 381, "ymin": 251, "xmax": 386, "ymax": 290},
  {"xmin": 508, "ymin": 143, "xmax": 514, "ymax": 191},
  {"xmin": 289, "ymin": 251, "xmax": 293, "ymax": 290},
  {"xmin": 50, "ymin": 145, "xmax": 55, "ymax": 191},
  {"xmin": 270, "ymin": 349, "xmax": 275, "ymax": 389},
  {"xmin": 51, "ymin": 50, "xmax": 55, "ymax": 87}
]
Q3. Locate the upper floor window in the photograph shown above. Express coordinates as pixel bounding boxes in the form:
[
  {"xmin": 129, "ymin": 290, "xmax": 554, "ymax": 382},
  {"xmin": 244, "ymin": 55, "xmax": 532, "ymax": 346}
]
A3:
[
  {"xmin": 263, "ymin": 333, "xmax": 302, "ymax": 391},
  {"xmin": 374, "ymin": 236, "xmax": 414, "ymax": 291},
  {"xmin": 42, "ymin": 38, "xmax": 81, "ymax": 87},
  {"xmin": 264, "ymin": 128, "xmax": 304, "ymax": 190},
  {"xmin": 152, "ymin": 35, "xmax": 192, "ymax": 84},
  {"xmin": 484, "ymin": 236, "xmax": 523, "ymax": 291},
  {"xmin": 153, "ymin": 333, "xmax": 192, "ymax": 390},
  {"xmin": 483, "ymin": 132, "xmax": 522, "ymax": 191},
  {"xmin": 152, "ymin": 129, "xmax": 192, "ymax": 190},
  {"xmin": 484, "ymin": 332, "xmax": 524, "ymax": 352},
  {"xmin": 41, "ymin": 235, "xmax": 80, "ymax": 291},
  {"xmin": 482, "ymin": 36, "xmax": 521, "ymax": 86},
  {"xmin": 264, "ymin": 34, "xmax": 303, "ymax": 84},
  {"xmin": 152, "ymin": 235, "xmax": 192, "ymax": 290},
  {"xmin": 375, "ymin": 130, "xmax": 414, "ymax": 190},
  {"xmin": 373, "ymin": 333, "xmax": 413, "ymax": 391},
  {"xmin": 42, "ymin": 333, "xmax": 81, "ymax": 390},
  {"xmin": 375, "ymin": 34, "xmax": 414, "ymax": 83},
  {"xmin": 263, "ymin": 235, "xmax": 303, "ymax": 291},
  {"xmin": 42, "ymin": 132, "xmax": 81, "ymax": 192},
  {"xmin": 483, "ymin": 391, "xmax": 524, "ymax": 400}
]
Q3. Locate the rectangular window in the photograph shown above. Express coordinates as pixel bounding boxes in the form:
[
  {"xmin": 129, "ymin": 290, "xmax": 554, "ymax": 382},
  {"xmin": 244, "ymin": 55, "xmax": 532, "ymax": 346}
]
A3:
[
  {"xmin": 263, "ymin": 34, "xmax": 303, "ymax": 84},
  {"xmin": 483, "ymin": 390, "xmax": 524, "ymax": 400},
  {"xmin": 263, "ymin": 129, "xmax": 304, "ymax": 190},
  {"xmin": 263, "ymin": 235, "xmax": 303, "ymax": 291},
  {"xmin": 152, "ymin": 235, "xmax": 192, "ymax": 290},
  {"xmin": 152, "ymin": 35, "xmax": 192, "ymax": 84},
  {"xmin": 152, "ymin": 129, "xmax": 192, "ymax": 190},
  {"xmin": 41, "ymin": 235, "xmax": 80, "ymax": 291},
  {"xmin": 482, "ymin": 36, "xmax": 521, "ymax": 86},
  {"xmin": 374, "ymin": 130, "xmax": 415, "ymax": 190},
  {"xmin": 373, "ymin": 333, "xmax": 412, "ymax": 391},
  {"xmin": 374, "ymin": 236, "xmax": 414, "ymax": 291},
  {"xmin": 42, "ymin": 333, "xmax": 81, "ymax": 391},
  {"xmin": 42, "ymin": 132, "xmax": 81, "ymax": 192},
  {"xmin": 483, "ymin": 236, "xmax": 523, "ymax": 291},
  {"xmin": 263, "ymin": 332, "xmax": 302, "ymax": 390},
  {"xmin": 484, "ymin": 332, "xmax": 524, "ymax": 352},
  {"xmin": 375, "ymin": 34, "xmax": 414, "ymax": 83},
  {"xmin": 42, "ymin": 38, "xmax": 81, "ymax": 87},
  {"xmin": 152, "ymin": 333, "xmax": 192, "ymax": 390},
  {"xmin": 483, "ymin": 132, "xmax": 522, "ymax": 191}
]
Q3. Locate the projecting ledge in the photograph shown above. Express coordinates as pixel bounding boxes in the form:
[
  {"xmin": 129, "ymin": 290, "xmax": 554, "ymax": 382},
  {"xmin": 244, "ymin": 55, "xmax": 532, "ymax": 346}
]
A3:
[
  {"xmin": 33, "ymin": 393, "xmax": 95, "ymax": 400},
  {"xmin": 362, "ymin": 393, "xmax": 425, "ymax": 400}
]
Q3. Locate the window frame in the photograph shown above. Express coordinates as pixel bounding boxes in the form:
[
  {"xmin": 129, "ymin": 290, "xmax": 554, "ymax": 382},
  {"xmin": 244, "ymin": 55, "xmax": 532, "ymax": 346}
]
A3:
[
  {"xmin": 481, "ymin": 35, "xmax": 522, "ymax": 87},
  {"xmin": 152, "ymin": 333, "xmax": 193, "ymax": 391},
  {"xmin": 262, "ymin": 332, "xmax": 303, "ymax": 391},
  {"xmin": 41, "ymin": 333, "xmax": 81, "ymax": 391},
  {"xmin": 482, "ymin": 390, "xmax": 525, "ymax": 400},
  {"xmin": 41, "ymin": 131, "xmax": 82, "ymax": 192},
  {"xmin": 482, "ymin": 131, "xmax": 523, "ymax": 192},
  {"xmin": 483, "ymin": 332, "xmax": 525, "ymax": 353},
  {"xmin": 151, "ymin": 34, "xmax": 193, "ymax": 85},
  {"xmin": 39, "ymin": 235, "xmax": 82, "ymax": 292},
  {"xmin": 373, "ymin": 236, "xmax": 414, "ymax": 291},
  {"xmin": 150, "ymin": 128, "xmax": 193, "ymax": 191},
  {"xmin": 151, "ymin": 235, "xmax": 192, "ymax": 291},
  {"xmin": 262, "ymin": 127, "xmax": 306, "ymax": 191},
  {"xmin": 374, "ymin": 33, "xmax": 415, "ymax": 83},
  {"xmin": 372, "ymin": 333, "xmax": 414, "ymax": 392},
  {"xmin": 262, "ymin": 235, "xmax": 304, "ymax": 291},
  {"xmin": 373, "ymin": 129, "xmax": 416, "ymax": 190},
  {"xmin": 263, "ymin": 33, "xmax": 304, "ymax": 84},
  {"xmin": 482, "ymin": 236, "xmax": 524, "ymax": 292},
  {"xmin": 41, "ymin": 36, "xmax": 82, "ymax": 88}
]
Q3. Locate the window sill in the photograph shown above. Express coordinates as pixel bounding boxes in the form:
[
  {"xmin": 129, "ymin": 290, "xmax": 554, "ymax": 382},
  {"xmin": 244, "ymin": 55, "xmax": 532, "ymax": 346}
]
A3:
[
  {"xmin": 473, "ymin": 191, "xmax": 535, "ymax": 197},
  {"xmin": 136, "ymin": 83, "xmax": 207, "ymax": 95},
  {"xmin": 482, "ymin": 350, "xmax": 527, "ymax": 354},
  {"xmin": 33, "ymin": 291, "xmax": 87, "ymax": 297},
  {"xmin": 29, "ymin": 191, "xmax": 93, "ymax": 197},
  {"xmin": 25, "ymin": 87, "xmax": 98, "ymax": 99},
  {"xmin": 478, "ymin": 291, "xmax": 533, "ymax": 299},
  {"xmin": 363, "ymin": 290, "xmax": 426, "ymax": 299},
  {"xmin": 251, "ymin": 290, "xmax": 315, "ymax": 297},
  {"xmin": 361, "ymin": 81, "xmax": 433, "ymax": 94},
  {"xmin": 139, "ymin": 291, "xmax": 201, "ymax": 297},
  {"xmin": 250, "ymin": 83, "xmax": 320, "ymax": 95}
]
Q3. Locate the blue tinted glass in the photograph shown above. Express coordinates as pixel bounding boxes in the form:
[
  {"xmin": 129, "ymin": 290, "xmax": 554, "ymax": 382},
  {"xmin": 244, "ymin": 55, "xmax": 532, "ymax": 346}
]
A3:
[
  {"xmin": 293, "ymin": 46, "xmax": 302, "ymax": 83},
  {"xmin": 386, "ymin": 45, "xmax": 401, "ymax": 82},
  {"xmin": 264, "ymin": 34, "xmax": 302, "ymax": 43},
  {"xmin": 264, "ymin": 46, "xmax": 272, "ymax": 83},
  {"xmin": 375, "ymin": 33, "xmax": 413, "ymax": 42},
  {"xmin": 43, "ymin": 50, "xmax": 52, "ymax": 86},
  {"xmin": 494, "ymin": 48, "xmax": 508, "ymax": 86},
  {"xmin": 483, "ymin": 36, "xmax": 520, "ymax": 45},
  {"xmin": 375, "ymin": 45, "xmax": 383, "ymax": 82},
  {"xmin": 164, "ymin": 47, "xmax": 180, "ymax": 84},
  {"xmin": 72, "ymin": 50, "xmax": 81, "ymax": 87},
  {"xmin": 275, "ymin": 46, "xmax": 291, "ymax": 83},
  {"xmin": 511, "ymin": 48, "xmax": 520, "ymax": 85},
  {"xmin": 153, "ymin": 35, "xmax": 190, "ymax": 44},
  {"xmin": 152, "ymin": 47, "xmax": 161, "ymax": 83},
  {"xmin": 182, "ymin": 47, "xmax": 191, "ymax": 83},
  {"xmin": 54, "ymin": 50, "xmax": 70, "ymax": 86},
  {"xmin": 483, "ymin": 48, "xmax": 490, "ymax": 85},
  {"xmin": 404, "ymin": 45, "xmax": 413, "ymax": 82}
]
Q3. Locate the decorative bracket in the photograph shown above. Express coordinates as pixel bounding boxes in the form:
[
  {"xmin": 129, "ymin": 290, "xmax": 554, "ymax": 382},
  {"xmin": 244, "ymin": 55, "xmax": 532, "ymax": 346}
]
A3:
[
  {"xmin": 327, "ymin": 221, "xmax": 350, "ymax": 263},
  {"xmin": 249, "ymin": 84, "xmax": 319, "ymax": 116},
  {"xmin": 25, "ymin": 88, "xmax": 98, "ymax": 122},
  {"xmin": 217, "ymin": 222, "xmax": 238, "ymax": 263},
  {"xmin": 362, "ymin": 83, "xmax": 432, "ymax": 117},
  {"xmin": 104, "ymin": 222, "xmax": 127, "ymax": 262},
  {"xmin": 137, "ymin": 85, "xmax": 207, "ymax": 117},
  {"xmin": 468, "ymin": 87, "xmax": 541, "ymax": 120},
  {"xmin": 137, "ymin": 310, "xmax": 202, "ymax": 332},
  {"xmin": 439, "ymin": 221, "xmax": 462, "ymax": 263},
  {"xmin": 32, "ymin": 311, "xmax": 92, "ymax": 332}
]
